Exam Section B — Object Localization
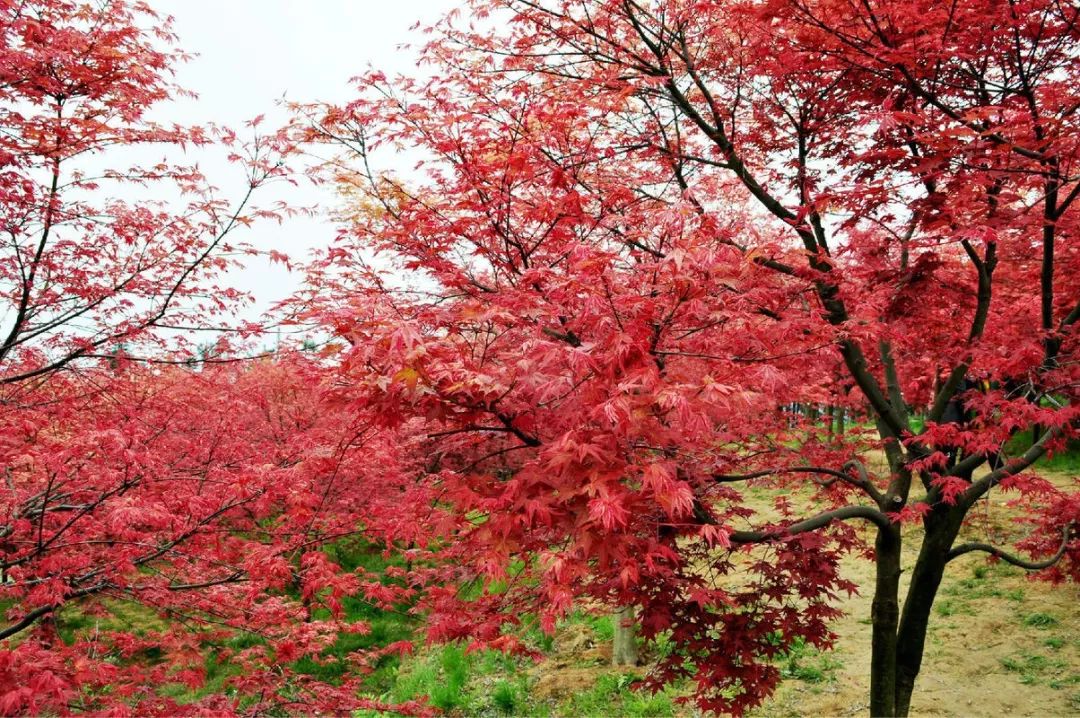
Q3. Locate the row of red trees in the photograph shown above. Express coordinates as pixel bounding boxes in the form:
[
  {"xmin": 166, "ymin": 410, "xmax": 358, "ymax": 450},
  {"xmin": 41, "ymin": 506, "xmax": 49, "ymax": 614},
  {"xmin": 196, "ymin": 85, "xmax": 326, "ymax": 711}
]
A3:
[
  {"xmin": 0, "ymin": 2, "xmax": 429, "ymax": 713},
  {"xmin": 2, "ymin": 1, "xmax": 1079, "ymax": 716}
]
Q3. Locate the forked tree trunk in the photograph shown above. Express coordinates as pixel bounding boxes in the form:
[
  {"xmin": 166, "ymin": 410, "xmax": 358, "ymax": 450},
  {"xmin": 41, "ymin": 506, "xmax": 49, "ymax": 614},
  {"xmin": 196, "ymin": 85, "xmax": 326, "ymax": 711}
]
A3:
[
  {"xmin": 869, "ymin": 505, "xmax": 966, "ymax": 717},
  {"xmin": 611, "ymin": 606, "xmax": 639, "ymax": 666}
]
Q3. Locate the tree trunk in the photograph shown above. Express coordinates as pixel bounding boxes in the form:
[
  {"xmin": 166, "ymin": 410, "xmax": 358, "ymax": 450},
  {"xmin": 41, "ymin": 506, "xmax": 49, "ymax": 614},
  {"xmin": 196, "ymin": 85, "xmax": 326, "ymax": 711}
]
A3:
[
  {"xmin": 611, "ymin": 606, "xmax": 639, "ymax": 666},
  {"xmin": 864, "ymin": 502, "xmax": 965, "ymax": 717},
  {"xmin": 892, "ymin": 507, "xmax": 964, "ymax": 715},
  {"xmin": 869, "ymin": 524, "xmax": 902, "ymax": 717}
]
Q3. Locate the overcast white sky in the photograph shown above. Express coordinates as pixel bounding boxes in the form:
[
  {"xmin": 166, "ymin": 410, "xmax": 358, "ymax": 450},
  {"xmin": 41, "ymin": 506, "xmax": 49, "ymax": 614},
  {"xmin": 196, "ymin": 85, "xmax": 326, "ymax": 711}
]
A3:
[{"xmin": 151, "ymin": 0, "xmax": 461, "ymax": 323}]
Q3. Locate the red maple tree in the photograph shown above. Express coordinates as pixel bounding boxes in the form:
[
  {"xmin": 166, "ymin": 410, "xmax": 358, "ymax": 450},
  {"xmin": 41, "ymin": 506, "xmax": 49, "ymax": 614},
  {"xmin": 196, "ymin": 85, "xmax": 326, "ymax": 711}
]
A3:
[{"xmin": 294, "ymin": 1, "xmax": 1080, "ymax": 715}]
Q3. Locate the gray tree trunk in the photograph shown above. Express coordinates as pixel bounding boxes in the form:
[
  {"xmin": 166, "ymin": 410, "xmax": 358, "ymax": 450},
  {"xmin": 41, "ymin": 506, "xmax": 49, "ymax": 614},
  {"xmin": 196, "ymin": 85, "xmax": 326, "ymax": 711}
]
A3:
[{"xmin": 611, "ymin": 606, "xmax": 639, "ymax": 666}]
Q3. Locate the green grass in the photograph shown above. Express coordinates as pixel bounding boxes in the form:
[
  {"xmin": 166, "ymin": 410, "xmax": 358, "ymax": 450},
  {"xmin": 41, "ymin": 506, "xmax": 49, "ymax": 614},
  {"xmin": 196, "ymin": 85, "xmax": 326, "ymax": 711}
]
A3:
[
  {"xmin": 353, "ymin": 606, "xmax": 688, "ymax": 716},
  {"xmin": 777, "ymin": 637, "xmax": 842, "ymax": 684},
  {"xmin": 1048, "ymin": 675, "xmax": 1080, "ymax": 690},
  {"xmin": 1022, "ymin": 612, "xmax": 1059, "ymax": 629},
  {"xmin": 934, "ymin": 599, "xmax": 975, "ymax": 618},
  {"xmin": 159, "ymin": 647, "xmax": 244, "ymax": 703},
  {"xmin": 1000, "ymin": 651, "xmax": 1071, "ymax": 686},
  {"xmin": 492, "ymin": 679, "xmax": 523, "ymax": 714},
  {"xmin": 54, "ymin": 599, "xmax": 166, "ymax": 646},
  {"xmin": 393, "ymin": 643, "xmax": 470, "ymax": 711},
  {"xmin": 1005, "ymin": 429, "xmax": 1080, "ymax": 472},
  {"xmin": 586, "ymin": 612, "xmax": 616, "ymax": 643},
  {"xmin": 292, "ymin": 540, "xmax": 419, "ymax": 693},
  {"xmin": 564, "ymin": 673, "xmax": 679, "ymax": 717},
  {"xmin": 941, "ymin": 562, "xmax": 1025, "ymax": 601},
  {"xmin": 363, "ymin": 642, "xmax": 531, "ymax": 715}
]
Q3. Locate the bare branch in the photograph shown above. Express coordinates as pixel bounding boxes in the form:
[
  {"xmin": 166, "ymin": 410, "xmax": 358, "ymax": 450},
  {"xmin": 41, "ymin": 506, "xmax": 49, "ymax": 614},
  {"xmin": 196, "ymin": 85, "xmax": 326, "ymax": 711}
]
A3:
[
  {"xmin": 947, "ymin": 521, "xmax": 1074, "ymax": 569},
  {"xmin": 729, "ymin": 504, "xmax": 892, "ymax": 543},
  {"xmin": 714, "ymin": 460, "xmax": 885, "ymax": 504},
  {"xmin": 963, "ymin": 425, "xmax": 1063, "ymax": 504}
]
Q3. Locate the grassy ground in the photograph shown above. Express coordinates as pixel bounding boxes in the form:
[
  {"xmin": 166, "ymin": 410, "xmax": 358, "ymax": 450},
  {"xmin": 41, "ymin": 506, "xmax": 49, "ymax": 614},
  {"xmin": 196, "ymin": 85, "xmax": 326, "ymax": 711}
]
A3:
[
  {"xmin": 363, "ymin": 460, "xmax": 1078, "ymax": 717},
  {"xmin": 747, "ymin": 462, "xmax": 1079, "ymax": 718},
  {"xmin": 351, "ymin": 606, "xmax": 845, "ymax": 717},
  {"xmin": 751, "ymin": 543, "xmax": 1079, "ymax": 717},
  {"xmin": 41, "ymin": 455, "xmax": 1079, "ymax": 716},
  {"xmin": 352, "ymin": 610, "xmax": 684, "ymax": 717}
]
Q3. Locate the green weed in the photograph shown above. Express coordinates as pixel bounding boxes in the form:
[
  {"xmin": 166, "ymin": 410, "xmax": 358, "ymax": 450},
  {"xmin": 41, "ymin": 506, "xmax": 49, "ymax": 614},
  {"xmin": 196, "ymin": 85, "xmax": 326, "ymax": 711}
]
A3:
[
  {"xmin": 383, "ymin": 642, "xmax": 536, "ymax": 714},
  {"xmin": 934, "ymin": 599, "xmax": 974, "ymax": 617},
  {"xmin": 492, "ymin": 679, "xmax": 520, "ymax": 714},
  {"xmin": 390, "ymin": 644, "xmax": 468, "ymax": 710},
  {"xmin": 1022, "ymin": 612, "xmax": 1059, "ymax": 628},
  {"xmin": 778, "ymin": 637, "xmax": 842, "ymax": 684},
  {"xmin": 1000, "ymin": 652, "xmax": 1068, "ymax": 686},
  {"xmin": 566, "ymin": 673, "xmax": 678, "ymax": 717},
  {"xmin": 1048, "ymin": 675, "xmax": 1080, "ymax": 690}
]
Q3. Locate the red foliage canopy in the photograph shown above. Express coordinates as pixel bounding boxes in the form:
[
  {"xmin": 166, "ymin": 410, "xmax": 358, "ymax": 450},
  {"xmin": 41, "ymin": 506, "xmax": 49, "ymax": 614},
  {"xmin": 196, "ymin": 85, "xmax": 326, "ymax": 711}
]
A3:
[{"xmin": 1, "ymin": 0, "xmax": 1078, "ymax": 715}]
